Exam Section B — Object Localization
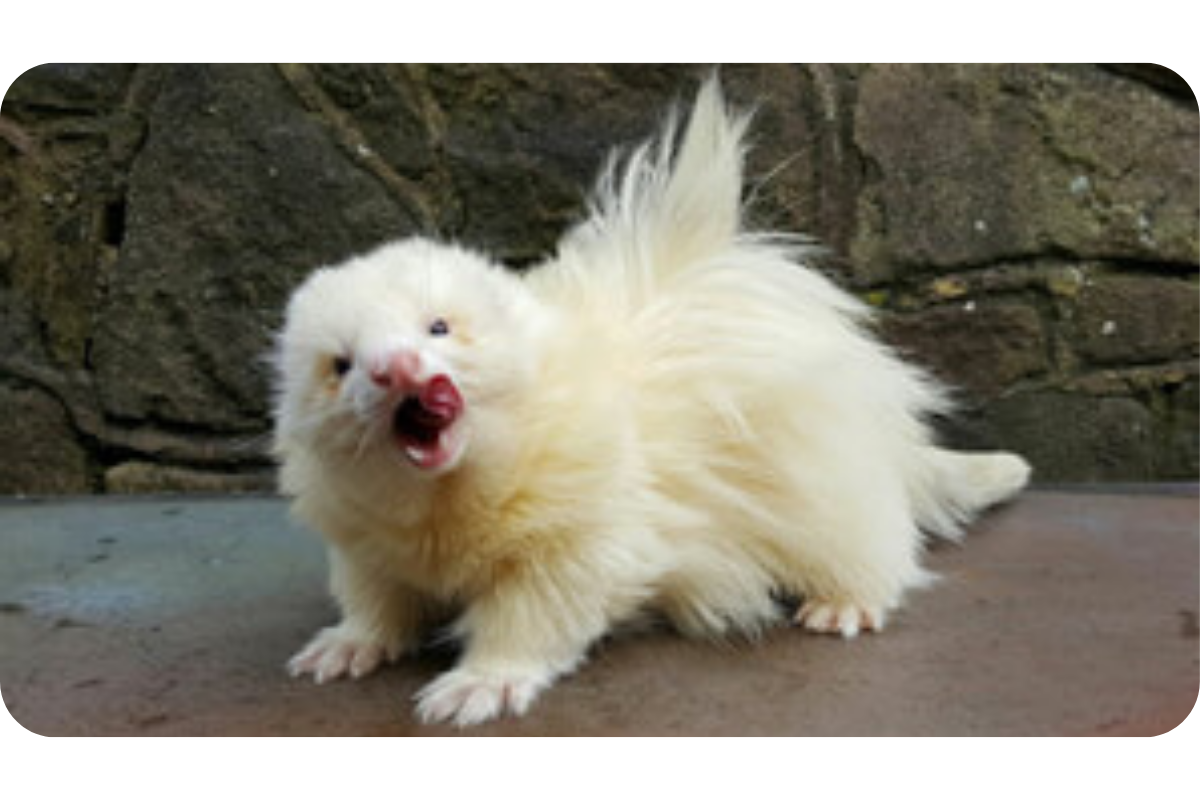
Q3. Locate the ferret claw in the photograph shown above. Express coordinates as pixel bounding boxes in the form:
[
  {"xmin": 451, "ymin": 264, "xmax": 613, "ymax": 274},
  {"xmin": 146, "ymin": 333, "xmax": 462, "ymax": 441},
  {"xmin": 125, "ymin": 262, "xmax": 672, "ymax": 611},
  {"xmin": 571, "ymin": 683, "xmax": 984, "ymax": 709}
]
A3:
[
  {"xmin": 414, "ymin": 667, "xmax": 546, "ymax": 727},
  {"xmin": 795, "ymin": 600, "xmax": 886, "ymax": 638},
  {"xmin": 287, "ymin": 624, "xmax": 398, "ymax": 683}
]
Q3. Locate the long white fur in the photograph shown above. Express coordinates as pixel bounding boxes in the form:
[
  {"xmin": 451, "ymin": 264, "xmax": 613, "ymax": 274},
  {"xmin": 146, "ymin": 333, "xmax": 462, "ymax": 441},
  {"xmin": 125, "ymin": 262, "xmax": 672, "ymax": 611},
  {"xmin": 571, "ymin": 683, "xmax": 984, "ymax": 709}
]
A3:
[{"xmin": 273, "ymin": 78, "xmax": 1031, "ymax": 727}]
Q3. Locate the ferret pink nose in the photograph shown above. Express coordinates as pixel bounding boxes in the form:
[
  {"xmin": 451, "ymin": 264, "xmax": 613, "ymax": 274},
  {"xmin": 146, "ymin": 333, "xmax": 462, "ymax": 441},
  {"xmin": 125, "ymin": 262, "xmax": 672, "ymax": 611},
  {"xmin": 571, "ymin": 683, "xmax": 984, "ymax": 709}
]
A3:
[{"xmin": 370, "ymin": 350, "xmax": 422, "ymax": 392}]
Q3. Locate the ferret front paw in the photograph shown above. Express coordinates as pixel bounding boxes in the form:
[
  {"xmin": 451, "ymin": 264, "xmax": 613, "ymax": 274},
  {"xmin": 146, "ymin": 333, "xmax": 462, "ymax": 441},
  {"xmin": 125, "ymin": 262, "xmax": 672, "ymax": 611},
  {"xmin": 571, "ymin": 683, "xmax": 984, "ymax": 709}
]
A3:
[
  {"xmin": 414, "ymin": 666, "xmax": 549, "ymax": 727},
  {"xmin": 795, "ymin": 599, "xmax": 887, "ymax": 638},
  {"xmin": 287, "ymin": 624, "xmax": 402, "ymax": 683}
]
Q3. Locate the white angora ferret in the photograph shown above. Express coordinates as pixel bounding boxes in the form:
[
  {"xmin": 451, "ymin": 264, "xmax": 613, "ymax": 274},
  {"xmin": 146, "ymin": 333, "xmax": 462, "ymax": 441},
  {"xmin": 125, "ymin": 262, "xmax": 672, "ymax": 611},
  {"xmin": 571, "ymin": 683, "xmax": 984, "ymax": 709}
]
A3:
[{"xmin": 273, "ymin": 79, "xmax": 1030, "ymax": 726}]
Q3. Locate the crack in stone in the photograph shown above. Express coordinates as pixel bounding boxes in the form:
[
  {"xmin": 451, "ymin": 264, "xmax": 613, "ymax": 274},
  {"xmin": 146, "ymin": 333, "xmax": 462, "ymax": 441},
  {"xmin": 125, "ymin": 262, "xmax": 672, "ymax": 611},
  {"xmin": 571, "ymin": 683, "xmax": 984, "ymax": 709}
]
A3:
[{"xmin": 275, "ymin": 64, "xmax": 438, "ymax": 233}]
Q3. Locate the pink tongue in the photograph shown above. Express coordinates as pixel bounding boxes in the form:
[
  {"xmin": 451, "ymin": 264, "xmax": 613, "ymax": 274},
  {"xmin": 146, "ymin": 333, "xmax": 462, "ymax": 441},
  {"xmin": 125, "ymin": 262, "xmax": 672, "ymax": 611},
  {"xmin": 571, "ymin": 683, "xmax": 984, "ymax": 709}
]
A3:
[{"xmin": 421, "ymin": 375, "xmax": 463, "ymax": 419}]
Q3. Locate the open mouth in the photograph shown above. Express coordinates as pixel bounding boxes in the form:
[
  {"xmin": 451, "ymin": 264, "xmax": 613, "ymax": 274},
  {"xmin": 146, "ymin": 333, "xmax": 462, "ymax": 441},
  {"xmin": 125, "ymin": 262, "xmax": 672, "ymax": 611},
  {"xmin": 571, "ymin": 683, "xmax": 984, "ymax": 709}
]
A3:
[{"xmin": 392, "ymin": 374, "xmax": 464, "ymax": 470}]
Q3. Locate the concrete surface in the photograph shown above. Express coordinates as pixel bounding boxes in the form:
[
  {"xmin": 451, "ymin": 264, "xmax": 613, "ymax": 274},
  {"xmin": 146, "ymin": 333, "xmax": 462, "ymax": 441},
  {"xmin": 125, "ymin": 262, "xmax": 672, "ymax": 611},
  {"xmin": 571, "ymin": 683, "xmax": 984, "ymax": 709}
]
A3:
[{"xmin": 0, "ymin": 489, "xmax": 1196, "ymax": 736}]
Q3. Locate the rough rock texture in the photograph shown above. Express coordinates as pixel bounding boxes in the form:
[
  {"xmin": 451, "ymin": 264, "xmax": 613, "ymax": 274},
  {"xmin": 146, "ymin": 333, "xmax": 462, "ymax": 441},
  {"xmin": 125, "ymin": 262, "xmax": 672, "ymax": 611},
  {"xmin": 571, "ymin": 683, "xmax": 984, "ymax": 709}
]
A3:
[{"xmin": 1, "ymin": 64, "xmax": 1196, "ymax": 494}]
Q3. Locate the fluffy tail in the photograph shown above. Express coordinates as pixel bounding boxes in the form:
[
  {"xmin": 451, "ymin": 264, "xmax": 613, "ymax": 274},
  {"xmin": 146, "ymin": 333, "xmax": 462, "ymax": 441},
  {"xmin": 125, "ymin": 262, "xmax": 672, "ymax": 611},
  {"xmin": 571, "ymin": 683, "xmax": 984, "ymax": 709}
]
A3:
[
  {"xmin": 910, "ymin": 449, "xmax": 1032, "ymax": 540},
  {"xmin": 555, "ymin": 77, "xmax": 754, "ymax": 301},
  {"xmin": 553, "ymin": 75, "xmax": 1034, "ymax": 540}
]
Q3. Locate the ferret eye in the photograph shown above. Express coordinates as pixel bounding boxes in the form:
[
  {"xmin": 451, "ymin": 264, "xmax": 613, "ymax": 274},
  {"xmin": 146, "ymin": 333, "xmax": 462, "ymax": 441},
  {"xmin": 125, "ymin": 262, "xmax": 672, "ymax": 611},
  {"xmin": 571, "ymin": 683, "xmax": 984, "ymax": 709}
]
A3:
[
  {"xmin": 428, "ymin": 318, "xmax": 450, "ymax": 337},
  {"xmin": 332, "ymin": 355, "xmax": 352, "ymax": 377}
]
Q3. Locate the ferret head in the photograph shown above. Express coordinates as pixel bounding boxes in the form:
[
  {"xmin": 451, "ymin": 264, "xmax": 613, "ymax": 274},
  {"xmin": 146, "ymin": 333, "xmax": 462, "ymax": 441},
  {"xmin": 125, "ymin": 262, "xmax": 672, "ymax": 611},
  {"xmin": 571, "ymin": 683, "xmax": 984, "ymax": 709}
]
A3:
[{"xmin": 273, "ymin": 238, "xmax": 549, "ymax": 480}]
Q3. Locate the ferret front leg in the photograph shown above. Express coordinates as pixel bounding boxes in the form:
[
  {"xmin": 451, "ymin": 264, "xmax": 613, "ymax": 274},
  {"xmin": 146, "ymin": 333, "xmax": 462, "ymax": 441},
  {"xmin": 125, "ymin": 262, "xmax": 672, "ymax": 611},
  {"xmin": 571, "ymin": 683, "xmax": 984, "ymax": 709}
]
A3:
[
  {"xmin": 414, "ymin": 569, "xmax": 612, "ymax": 727},
  {"xmin": 288, "ymin": 544, "xmax": 426, "ymax": 683}
]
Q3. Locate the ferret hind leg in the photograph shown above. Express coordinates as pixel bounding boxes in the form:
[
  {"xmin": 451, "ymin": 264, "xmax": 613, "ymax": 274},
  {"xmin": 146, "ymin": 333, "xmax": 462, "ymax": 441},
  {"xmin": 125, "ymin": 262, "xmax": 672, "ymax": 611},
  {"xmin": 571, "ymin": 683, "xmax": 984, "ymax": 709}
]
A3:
[{"xmin": 784, "ymin": 483, "xmax": 931, "ymax": 640}]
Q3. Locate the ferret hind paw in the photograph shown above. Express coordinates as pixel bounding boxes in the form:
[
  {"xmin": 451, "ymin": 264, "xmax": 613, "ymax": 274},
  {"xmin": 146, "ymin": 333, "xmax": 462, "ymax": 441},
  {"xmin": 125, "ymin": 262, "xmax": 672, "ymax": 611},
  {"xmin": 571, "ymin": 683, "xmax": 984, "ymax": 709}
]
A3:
[
  {"xmin": 287, "ymin": 624, "xmax": 400, "ymax": 684},
  {"xmin": 794, "ymin": 599, "xmax": 887, "ymax": 639},
  {"xmin": 414, "ymin": 666, "xmax": 548, "ymax": 727}
]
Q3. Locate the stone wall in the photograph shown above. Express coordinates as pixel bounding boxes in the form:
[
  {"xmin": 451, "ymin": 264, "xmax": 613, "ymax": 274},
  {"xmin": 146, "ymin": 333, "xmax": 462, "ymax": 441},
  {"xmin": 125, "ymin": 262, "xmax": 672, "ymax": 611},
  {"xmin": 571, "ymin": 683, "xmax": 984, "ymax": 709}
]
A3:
[{"xmin": 1, "ymin": 64, "xmax": 1196, "ymax": 494}]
